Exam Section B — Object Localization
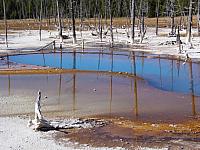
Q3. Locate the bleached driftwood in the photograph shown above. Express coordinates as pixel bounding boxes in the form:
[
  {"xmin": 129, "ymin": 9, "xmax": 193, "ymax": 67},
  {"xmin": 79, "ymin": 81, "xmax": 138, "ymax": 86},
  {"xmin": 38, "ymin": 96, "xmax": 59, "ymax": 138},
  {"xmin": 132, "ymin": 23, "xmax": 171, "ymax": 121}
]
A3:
[
  {"xmin": 28, "ymin": 90, "xmax": 53, "ymax": 130},
  {"xmin": 28, "ymin": 91, "xmax": 107, "ymax": 131}
]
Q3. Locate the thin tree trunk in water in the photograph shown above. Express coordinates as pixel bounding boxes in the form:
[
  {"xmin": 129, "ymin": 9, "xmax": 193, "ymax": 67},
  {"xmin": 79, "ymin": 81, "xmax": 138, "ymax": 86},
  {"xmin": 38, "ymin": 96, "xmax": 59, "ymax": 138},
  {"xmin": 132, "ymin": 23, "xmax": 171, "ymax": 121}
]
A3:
[
  {"xmin": 197, "ymin": 0, "xmax": 200, "ymax": 36},
  {"xmin": 131, "ymin": 0, "xmax": 136, "ymax": 44},
  {"xmin": 156, "ymin": 0, "xmax": 160, "ymax": 36},
  {"xmin": 39, "ymin": 0, "xmax": 43, "ymax": 41},
  {"xmin": 3, "ymin": 0, "xmax": 8, "ymax": 47},
  {"xmin": 109, "ymin": 0, "xmax": 114, "ymax": 47},
  {"xmin": 187, "ymin": 0, "xmax": 192, "ymax": 43},
  {"xmin": 71, "ymin": 0, "xmax": 76, "ymax": 44},
  {"xmin": 56, "ymin": 0, "xmax": 62, "ymax": 42}
]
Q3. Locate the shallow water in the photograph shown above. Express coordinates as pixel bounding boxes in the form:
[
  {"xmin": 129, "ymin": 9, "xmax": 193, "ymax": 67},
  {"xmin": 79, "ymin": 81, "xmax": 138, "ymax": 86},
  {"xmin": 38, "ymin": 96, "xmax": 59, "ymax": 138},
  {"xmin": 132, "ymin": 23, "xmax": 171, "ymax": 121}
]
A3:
[
  {"xmin": 0, "ymin": 72, "xmax": 199, "ymax": 122},
  {"xmin": 9, "ymin": 49, "xmax": 200, "ymax": 96}
]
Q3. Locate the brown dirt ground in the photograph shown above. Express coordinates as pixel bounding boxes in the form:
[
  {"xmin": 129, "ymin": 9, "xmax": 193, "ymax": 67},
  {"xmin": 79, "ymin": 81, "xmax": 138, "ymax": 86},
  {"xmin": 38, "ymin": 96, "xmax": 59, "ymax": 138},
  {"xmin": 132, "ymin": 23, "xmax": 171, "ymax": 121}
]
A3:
[{"xmin": 54, "ymin": 115, "xmax": 200, "ymax": 149}]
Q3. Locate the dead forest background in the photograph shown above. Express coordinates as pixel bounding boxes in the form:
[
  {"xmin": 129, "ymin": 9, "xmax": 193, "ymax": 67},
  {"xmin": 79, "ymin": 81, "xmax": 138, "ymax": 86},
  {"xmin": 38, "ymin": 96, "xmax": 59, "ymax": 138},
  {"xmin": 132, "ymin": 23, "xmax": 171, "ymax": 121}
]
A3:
[{"xmin": 0, "ymin": 0, "xmax": 191, "ymax": 20}]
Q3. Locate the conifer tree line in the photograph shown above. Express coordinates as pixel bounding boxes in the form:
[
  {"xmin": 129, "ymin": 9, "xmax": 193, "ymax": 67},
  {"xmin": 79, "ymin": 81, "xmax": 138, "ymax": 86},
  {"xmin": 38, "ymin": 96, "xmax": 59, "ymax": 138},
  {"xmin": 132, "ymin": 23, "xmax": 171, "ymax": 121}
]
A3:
[{"xmin": 0, "ymin": 0, "xmax": 193, "ymax": 20}]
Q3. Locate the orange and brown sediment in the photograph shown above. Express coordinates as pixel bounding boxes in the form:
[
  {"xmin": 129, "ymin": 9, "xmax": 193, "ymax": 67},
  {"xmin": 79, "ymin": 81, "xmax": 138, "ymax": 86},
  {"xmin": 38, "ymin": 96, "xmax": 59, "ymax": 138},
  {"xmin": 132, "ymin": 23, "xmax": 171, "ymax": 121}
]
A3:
[
  {"xmin": 53, "ymin": 116, "xmax": 200, "ymax": 150},
  {"xmin": 0, "ymin": 62, "xmax": 141, "ymax": 79},
  {"xmin": 108, "ymin": 117, "xmax": 200, "ymax": 135},
  {"xmin": 55, "ymin": 116, "xmax": 200, "ymax": 149}
]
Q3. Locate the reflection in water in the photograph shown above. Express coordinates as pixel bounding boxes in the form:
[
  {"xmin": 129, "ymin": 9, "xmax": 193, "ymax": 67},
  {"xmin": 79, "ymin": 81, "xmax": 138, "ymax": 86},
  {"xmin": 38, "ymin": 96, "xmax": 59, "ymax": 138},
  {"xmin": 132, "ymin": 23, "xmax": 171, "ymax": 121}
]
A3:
[
  {"xmin": 98, "ymin": 52, "xmax": 101, "ymax": 71},
  {"xmin": 1, "ymin": 72, "xmax": 199, "ymax": 122},
  {"xmin": 158, "ymin": 55, "xmax": 163, "ymax": 88},
  {"xmin": 73, "ymin": 49, "xmax": 76, "ymax": 69},
  {"xmin": 58, "ymin": 74, "xmax": 62, "ymax": 103},
  {"xmin": 133, "ymin": 52, "xmax": 138, "ymax": 117},
  {"xmin": 109, "ymin": 75, "xmax": 113, "ymax": 116},
  {"xmin": 4, "ymin": 50, "xmax": 200, "ymax": 121},
  {"xmin": 177, "ymin": 58, "xmax": 181, "ymax": 77},
  {"xmin": 7, "ymin": 54, "xmax": 10, "ymax": 68},
  {"xmin": 42, "ymin": 50, "xmax": 46, "ymax": 67},
  {"xmin": 134, "ymin": 78, "xmax": 138, "ymax": 117},
  {"xmin": 171, "ymin": 60, "xmax": 174, "ymax": 91},
  {"xmin": 72, "ymin": 73, "xmax": 76, "ymax": 112},
  {"xmin": 9, "ymin": 50, "xmax": 200, "ymax": 96},
  {"xmin": 189, "ymin": 62, "xmax": 196, "ymax": 116},
  {"xmin": 8, "ymin": 75, "xmax": 11, "ymax": 96},
  {"xmin": 141, "ymin": 52, "xmax": 145, "ymax": 76},
  {"xmin": 60, "ymin": 48, "xmax": 63, "ymax": 69},
  {"xmin": 109, "ymin": 49, "xmax": 114, "ymax": 115}
]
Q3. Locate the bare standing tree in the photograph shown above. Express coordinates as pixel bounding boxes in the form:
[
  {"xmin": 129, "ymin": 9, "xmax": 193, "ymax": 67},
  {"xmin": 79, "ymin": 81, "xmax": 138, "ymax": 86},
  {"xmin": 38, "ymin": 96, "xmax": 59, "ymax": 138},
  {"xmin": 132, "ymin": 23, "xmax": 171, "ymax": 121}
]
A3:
[
  {"xmin": 131, "ymin": 0, "xmax": 136, "ymax": 44},
  {"xmin": 187, "ymin": 0, "xmax": 192, "ymax": 44},
  {"xmin": 169, "ymin": 0, "xmax": 175, "ymax": 36},
  {"xmin": 104, "ymin": 0, "xmax": 108, "ymax": 29},
  {"xmin": 3, "ymin": 0, "xmax": 8, "ymax": 47},
  {"xmin": 109, "ymin": 0, "xmax": 114, "ymax": 47},
  {"xmin": 197, "ymin": 0, "xmax": 200, "ymax": 36},
  {"xmin": 71, "ymin": 0, "xmax": 76, "ymax": 44},
  {"xmin": 80, "ymin": 0, "xmax": 83, "ymax": 38},
  {"xmin": 39, "ymin": 0, "xmax": 43, "ymax": 41},
  {"xmin": 156, "ymin": 0, "xmax": 160, "ymax": 36},
  {"xmin": 56, "ymin": 0, "xmax": 63, "ymax": 42},
  {"xmin": 139, "ymin": 0, "xmax": 145, "ymax": 43}
]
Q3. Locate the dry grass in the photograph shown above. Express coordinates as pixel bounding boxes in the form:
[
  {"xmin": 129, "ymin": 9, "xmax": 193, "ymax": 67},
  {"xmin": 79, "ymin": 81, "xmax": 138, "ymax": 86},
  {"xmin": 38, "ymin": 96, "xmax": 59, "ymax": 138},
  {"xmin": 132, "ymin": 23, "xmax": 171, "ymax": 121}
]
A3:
[{"xmin": 0, "ymin": 16, "xmax": 199, "ymax": 31}]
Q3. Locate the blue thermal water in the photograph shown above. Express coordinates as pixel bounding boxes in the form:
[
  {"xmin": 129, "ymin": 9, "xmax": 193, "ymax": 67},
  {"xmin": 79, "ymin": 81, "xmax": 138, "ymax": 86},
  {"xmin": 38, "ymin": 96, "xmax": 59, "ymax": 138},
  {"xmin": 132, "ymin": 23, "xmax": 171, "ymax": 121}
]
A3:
[{"xmin": 9, "ymin": 50, "xmax": 200, "ymax": 96}]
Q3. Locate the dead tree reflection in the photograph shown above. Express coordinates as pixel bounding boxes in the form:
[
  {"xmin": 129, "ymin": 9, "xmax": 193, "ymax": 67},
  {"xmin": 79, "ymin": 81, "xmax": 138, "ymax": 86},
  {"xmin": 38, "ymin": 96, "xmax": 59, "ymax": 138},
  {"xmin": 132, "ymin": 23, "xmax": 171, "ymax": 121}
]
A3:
[
  {"xmin": 131, "ymin": 52, "xmax": 138, "ymax": 117},
  {"xmin": 189, "ymin": 62, "xmax": 196, "ymax": 117},
  {"xmin": 8, "ymin": 75, "xmax": 11, "ymax": 96},
  {"xmin": 109, "ymin": 49, "xmax": 114, "ymax": 116},
  {"xmin": 158, "ymin": 55, "xmax": 163, "ymax": 88}
]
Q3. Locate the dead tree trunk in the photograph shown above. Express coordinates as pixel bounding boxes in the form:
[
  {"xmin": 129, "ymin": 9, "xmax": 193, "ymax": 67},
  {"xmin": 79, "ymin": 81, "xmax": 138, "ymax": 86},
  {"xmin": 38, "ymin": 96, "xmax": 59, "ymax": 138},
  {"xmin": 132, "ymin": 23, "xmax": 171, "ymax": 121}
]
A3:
[
  {"xmin": 131, "ymin": 0, "xmax": 136, "ymax": 44},
  {"xmin": 197, "ymin": 0, "xmax": 200, "ymax": 36},
  {"xmin": 39, "ymin": 0, "xmax": 43, "ymax": 41},
  {"xmin": 139, "ymin": 0, "xmax": 146, "ymax": 43},
  {"xmin": 170, "ymin": 0, "xmax": 175, "ymax": 36},
  {"xmin": 109, "ymin": 0, "xmax": 114, "ymax": 47},
  {"xmin": 177, "ymin": 26, "xmax": 181, "ymax": 53},
  {"xmin": 80, "ymin": 0, "xmax": 83, "ymax": 38},
  {"xmin": 56, "ymin": 0, "xmax": 63, "ymax": 42},
  {"xmin": 187, "ymin": 0, "xmax": 193, "ymax": 44},
  {"xmin": 104, "ymin": 0, "xmax": 108, "ymax": 29},
  {"xmin": 71, "ymin": 0, "xmax": 77, "ymax": 44},
  {"xmin": 156, "ymin": 0, "xmax": 160, "ymax": 35},
  {"xmin": 94, "ymin": 0, "xmax": 98, "ymax": 31},
  {"xmin": 99, "ymin": 14, "xmax": 103, "ymax": 42},
  {"xmin": 3, "ymin": 0, "xmax": 8, "ymax": 47},
  {"xmin": 35, "ymin": 91, "xmax": 43, "ymax": 121}
]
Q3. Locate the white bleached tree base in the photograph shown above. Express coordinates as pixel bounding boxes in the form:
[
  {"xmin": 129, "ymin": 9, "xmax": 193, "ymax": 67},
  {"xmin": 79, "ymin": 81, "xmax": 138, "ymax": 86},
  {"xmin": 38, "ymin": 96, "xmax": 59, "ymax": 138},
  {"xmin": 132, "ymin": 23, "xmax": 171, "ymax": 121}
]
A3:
[{"xmin": 28, "ymin": 91, "xmax": 106, "ymax": 131}]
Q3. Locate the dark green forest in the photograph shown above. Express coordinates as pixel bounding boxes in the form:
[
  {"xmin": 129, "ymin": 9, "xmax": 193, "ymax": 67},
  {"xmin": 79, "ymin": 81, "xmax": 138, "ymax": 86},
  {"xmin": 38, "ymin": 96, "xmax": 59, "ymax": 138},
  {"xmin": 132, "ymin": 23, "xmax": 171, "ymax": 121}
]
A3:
[{"xmin": 0, "ymin": 0, "xmax": 194, "ymax": 20}]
